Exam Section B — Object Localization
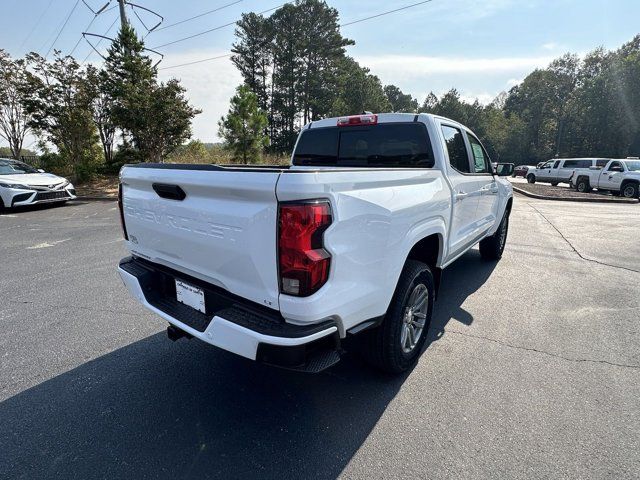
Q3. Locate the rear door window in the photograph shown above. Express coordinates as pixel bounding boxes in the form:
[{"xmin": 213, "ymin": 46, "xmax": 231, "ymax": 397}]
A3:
[
  {"xmin": 441, "ymin": 125, "xmax": 470, "ymax": 173},
  {"xmin": 293, "ymin": 123, "xmax": 434, "ymax": 168},
  {"xmin": 466, "ymin": 133, "xmax": 491, "ymax": 174}
]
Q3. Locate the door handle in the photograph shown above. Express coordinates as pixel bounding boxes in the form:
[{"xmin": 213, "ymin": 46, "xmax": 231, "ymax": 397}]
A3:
[{"xmin": 455, "ymin": 191, "xmax": 468, "ymax": 202}]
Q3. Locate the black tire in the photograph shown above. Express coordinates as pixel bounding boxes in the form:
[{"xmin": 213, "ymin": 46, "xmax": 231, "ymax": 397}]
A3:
[
  {"xmin": 527, "ymin": 174, "xmax": 536, "ymax": 184},
  {"xmin": 551, "ymin": 182, "xmax": 559, "ymax": 187},
  {"xmin": 358, "ymin": 260, "xmax": 435, "ymax": 374},
  {"xmin": 621, "ymin": 182, "xmax": 639, "ymax": 199},
  {"xmin": 479, "ymin": 209, "xmax": 510, "ymax": 260},
  {"xmin": 576, "ymin": 177, "xmax": 590, "ymax": 193}
]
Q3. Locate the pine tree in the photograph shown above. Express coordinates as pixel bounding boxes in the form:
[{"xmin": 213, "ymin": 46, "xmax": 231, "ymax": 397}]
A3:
[{"xmin": 219, "ymin": 85, "xmax": 269, "ymax": 164}]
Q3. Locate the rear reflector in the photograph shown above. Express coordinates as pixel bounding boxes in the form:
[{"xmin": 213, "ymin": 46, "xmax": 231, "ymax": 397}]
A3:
[
  {"xmin": 278, "ymin": 201, "xmax": 332, "ymax": 297},
  {"xmin": 337, "ymin": 114, "xmax": 378, "ymax": 127},
  {"xmin": 118, "ymin": 183, "xmax": 129, "ymax": 241}
]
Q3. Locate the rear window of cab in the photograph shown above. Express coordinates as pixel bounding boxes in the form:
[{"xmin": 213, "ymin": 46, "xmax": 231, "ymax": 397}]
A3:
[{"xmin": 293, "ymin": 123, "xmax": 435, "ymax": 168}]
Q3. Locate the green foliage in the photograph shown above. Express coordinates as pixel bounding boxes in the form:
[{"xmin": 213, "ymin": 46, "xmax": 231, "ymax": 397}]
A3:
[
  {"xmin": 233, "ymin": 0, "xmax": 354, "ymax": 152},
  {"xmin": 86, "ymin": 65, "xmax": 116, "ymax": 168},
  {"xmin": 384, "ymin": 85, "xmax": 419, "ymax": 113},
  {"xmin": 21, "ymin": 52, "xmax": 102, "ymax": 181},
  {"xmin": 102, "ymin": 25, "xmax": 200, "ymax": 162},
  {"xmin": 218, "ymin": 85, "xmax": 269, "ymax": 164},
  {"xmin": 0, "ymin": 146, "xmax": 36, "ymax": 159},
  {"xmin": 106, "ymin": 141, "xmax": 145, "ymax": 174},
  {"xmin": 331, "ymin": 56, "xmax": 391, "ymax": 116}
]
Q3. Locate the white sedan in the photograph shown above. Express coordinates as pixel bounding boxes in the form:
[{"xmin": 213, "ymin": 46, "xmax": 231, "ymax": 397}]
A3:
[{"xmin": 0, "ymin": 158, "xmax": 76, "ymax": 209}]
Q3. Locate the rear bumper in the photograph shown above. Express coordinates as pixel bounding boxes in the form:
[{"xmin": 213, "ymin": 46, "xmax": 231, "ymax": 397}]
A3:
[{"xmin": 118, "ymin": 257, "xmax": 340, "ymax": 372}]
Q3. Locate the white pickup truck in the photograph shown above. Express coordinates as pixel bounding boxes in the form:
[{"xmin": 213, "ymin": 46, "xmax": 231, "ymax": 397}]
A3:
[
  {"xmin": 117, "ymin": 113, "xmax": 513, "ymax": 373},
  {"xmin": 572, "ymin": 158, "xmax": 640, "ymax": 198}
]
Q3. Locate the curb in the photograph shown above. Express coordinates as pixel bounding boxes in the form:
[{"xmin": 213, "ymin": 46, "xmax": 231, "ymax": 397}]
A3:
[{"xmin": 512, "ymin": 186, "xmax": 638, "ymax": 204}]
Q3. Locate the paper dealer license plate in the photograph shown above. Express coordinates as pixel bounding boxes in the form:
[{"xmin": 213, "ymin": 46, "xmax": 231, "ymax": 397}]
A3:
[{"xmin": 175, "ymin": 279, "xmax": 206, "ymax": 314}]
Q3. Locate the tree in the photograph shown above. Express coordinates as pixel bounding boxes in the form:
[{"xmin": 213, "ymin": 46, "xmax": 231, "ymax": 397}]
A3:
[
  {"xmin": 384, "ymin": 85, "xmax": 419, "ymax": 113},
  {"xmin": 232, "ymin": 0, "xmax": 353, "ymax": 153},
  {"xmin": 219, "ymin": 85, "xmax": 269, "ymax": 164},
  {"xmin": 21, "ymin": 52, "xmax": 100, "ymax": 180},
  {"xmin": 102, "ymin": 25, "xmax": 200, "ymax": 162},
  {"xmin": 86, "ymin": 65, "xmax": 116, "ymax": 167},
  {"xmin": 134, "ymin": 80, "xmax": 200, "ymax": 162},
  {"xmin": 0, "ymin": 50, "xmax": 31, "ymax": 159},
  {"xmin": 332, "ymin": 57, "xmax": 390, "ymax": 116},
  {"xmin": 231, "ymin": 13, "xmax": 273, "ymax": 112}
]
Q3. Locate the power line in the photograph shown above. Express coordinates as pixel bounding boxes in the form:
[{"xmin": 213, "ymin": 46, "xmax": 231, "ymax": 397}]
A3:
[
  {"xmin": 19, "ymin": 0, "xmax": 55, "ymax": 51},
  {"xmin": 159, "ymin": 53, "xmax": 232, "ymax": 71},
  {"xmin": 82, "ymin": 16, "xmax": 118, "ymax": 63},
  {"xmin": 44, "ymin": 0, "xmax": 81, "ymax": 58},
  {"xmin": 70, "ymin": 14, "xmax": 100, "ymax": 55},
  {"xmin": 158, "ymin": 0, "xmax": 437, "ymax": 71},
  {"xmin": 340, "ymin": 0, "xmax": 434, "ymax": 27},
  {"xmin": 151, "ymin": 3, "xmax": 287, "ymax": 50},
  {"xmin": 155, "ymin": 0, "xmax": 243, "ymax": 32}
]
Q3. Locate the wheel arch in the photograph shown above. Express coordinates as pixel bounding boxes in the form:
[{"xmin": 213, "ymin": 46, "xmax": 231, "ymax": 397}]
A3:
[{"xmin": 405, "ymin": 232, "xmax": 443, "ymax": 300}]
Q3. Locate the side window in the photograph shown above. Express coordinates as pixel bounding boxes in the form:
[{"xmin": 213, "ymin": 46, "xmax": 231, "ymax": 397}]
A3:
[
  {"xmin": 607, "ymin": 161, "xmax": 622, "ymax": 171},
  {"xmin": 441, "ymin": 125, "xmax": 470, "ymax": 173},
  {"xmin": 553, "ymin": 161, "xmax": 561, "ymax": 168},
  {"xmin": 596, "ymin": 159, "xmax": 609, "ymax": 168},
  {"xmin": 467, "ymin": 133, "xmax": 491, "ymax": 174},
  {"xmin": 563, "ymin": 160, "xmax": 579, "ymax": 168},
  {"xmin": 578, "ymin": 160, "xmax": 592, "ymax": 168},
  {"xmin": 543, "ymin": 161, "xmax": 554, "ymax": 169}
]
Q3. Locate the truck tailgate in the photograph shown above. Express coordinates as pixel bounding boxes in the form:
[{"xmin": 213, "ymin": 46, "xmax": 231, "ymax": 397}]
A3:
[{"xmin": 120, "ymin": 165, "xmax": 281, "ymax": 310}]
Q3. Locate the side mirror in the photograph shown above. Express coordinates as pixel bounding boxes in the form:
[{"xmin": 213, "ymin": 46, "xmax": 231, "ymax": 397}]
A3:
[
  {"xmin": 37, "ymin": 169, "xmax": 45, "ymax": 173},
  {"xmin": 495, "ymin": 163, "xmax": 514, "ymax": 177}
]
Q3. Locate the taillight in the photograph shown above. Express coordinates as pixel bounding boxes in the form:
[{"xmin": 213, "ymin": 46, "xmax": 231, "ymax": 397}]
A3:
[
  {"xmin": 278, "ymin": 201, "xmax": 332, "ymax": 297},
  {"xmin": 118, "ymin": 183, "xmax": 129, "ymax": 241},
  {"xmin": 337, "ymin": 114, "xmax": 378, "ymax": 127}
]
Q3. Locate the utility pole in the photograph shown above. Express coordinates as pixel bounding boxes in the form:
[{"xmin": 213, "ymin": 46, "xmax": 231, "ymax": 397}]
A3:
[{"xmin": 118, "ymin": 0, "xmax": 128, "ymax": 28}]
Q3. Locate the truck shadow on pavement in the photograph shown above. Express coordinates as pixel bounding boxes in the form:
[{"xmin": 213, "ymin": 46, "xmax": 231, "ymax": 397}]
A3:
[
  {"xmin": 427, "ymin": 248, "xmax": 497, "ymax": 347},
  {"xmin": 0, "ymin": 251, "xmax": 496, "ymax": 480}
]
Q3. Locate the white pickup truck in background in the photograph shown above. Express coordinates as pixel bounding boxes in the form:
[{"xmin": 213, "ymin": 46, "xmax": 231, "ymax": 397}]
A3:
[
  {"xmin": 117, "ymin": 113, "xmax": 514, "ymax": 373},
  {"xmin": 526, "ymin": 158, "xmax": 609, "ymax": 185},
  {"xmin": 572, "ymin": 158, "xmax": 640, "ymax": 198}
]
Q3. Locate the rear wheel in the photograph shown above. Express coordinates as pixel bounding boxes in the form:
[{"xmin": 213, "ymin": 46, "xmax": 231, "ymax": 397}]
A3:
[
  {"xmin": 527, "ymin": 174, "xmax": 536, "ymax": 184},
  {"xmin": 358, "ymin": 260, "xmax": 434, "ymax": 374},
  {"xmin": 479, "ymin": 209, "xmax": 510, "ymax": 260},
  {"xmin": 576, "ymin": 178, "xmax": 590, "ymax": 193},
  {"xmin": 551, "ymin": 182, "xmax": 559, "ymax": 187},
  {"xmin": 621, "ymin": 182, "xmax": 639, "ymax": 199}
]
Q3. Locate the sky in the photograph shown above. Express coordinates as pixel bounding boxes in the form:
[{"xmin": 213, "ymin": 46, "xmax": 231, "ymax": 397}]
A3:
[{"xmin": 2, "ymin": 0, "xmax": 640, "ymax": 147}]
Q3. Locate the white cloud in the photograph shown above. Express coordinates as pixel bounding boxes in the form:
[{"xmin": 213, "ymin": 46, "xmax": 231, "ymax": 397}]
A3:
[
  {"xmin": 355, "ymin": 54, "xmax": 554, "ymax": 77},
  {"xmin": 542, "ymin": 42, "xmax": 559, "ymax": 51},
  {"xmin": 459, "ymin": 93, "xmax": 496, "ymax": 105},
  {"xmin": 158, "ymin": 51, "xmax": 242, "ymax": 143}
]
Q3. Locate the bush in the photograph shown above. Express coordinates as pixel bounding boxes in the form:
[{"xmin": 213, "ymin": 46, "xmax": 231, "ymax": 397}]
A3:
[
  {"xmin": 103, "ymin": 145, "xmax": 145, "ymax": 174},
  {"xmin": 38, "ymin": 152, "xmax": 72, "ymax": 178}
]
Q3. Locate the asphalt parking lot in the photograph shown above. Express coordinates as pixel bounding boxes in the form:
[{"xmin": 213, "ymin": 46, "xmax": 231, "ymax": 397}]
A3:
[{"xmin": 1, "ymin": 197, "xmax": 639, "ymax": 479}]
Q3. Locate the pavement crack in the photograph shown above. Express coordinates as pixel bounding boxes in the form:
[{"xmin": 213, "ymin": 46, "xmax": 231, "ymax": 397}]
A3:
[
  {"xmin": 447, "ymin": 329, "xmax": 640, "ymax": 369},
  {"xmin": 528, "ymin": 204, "xmax": 640, "ymax": 274}
]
